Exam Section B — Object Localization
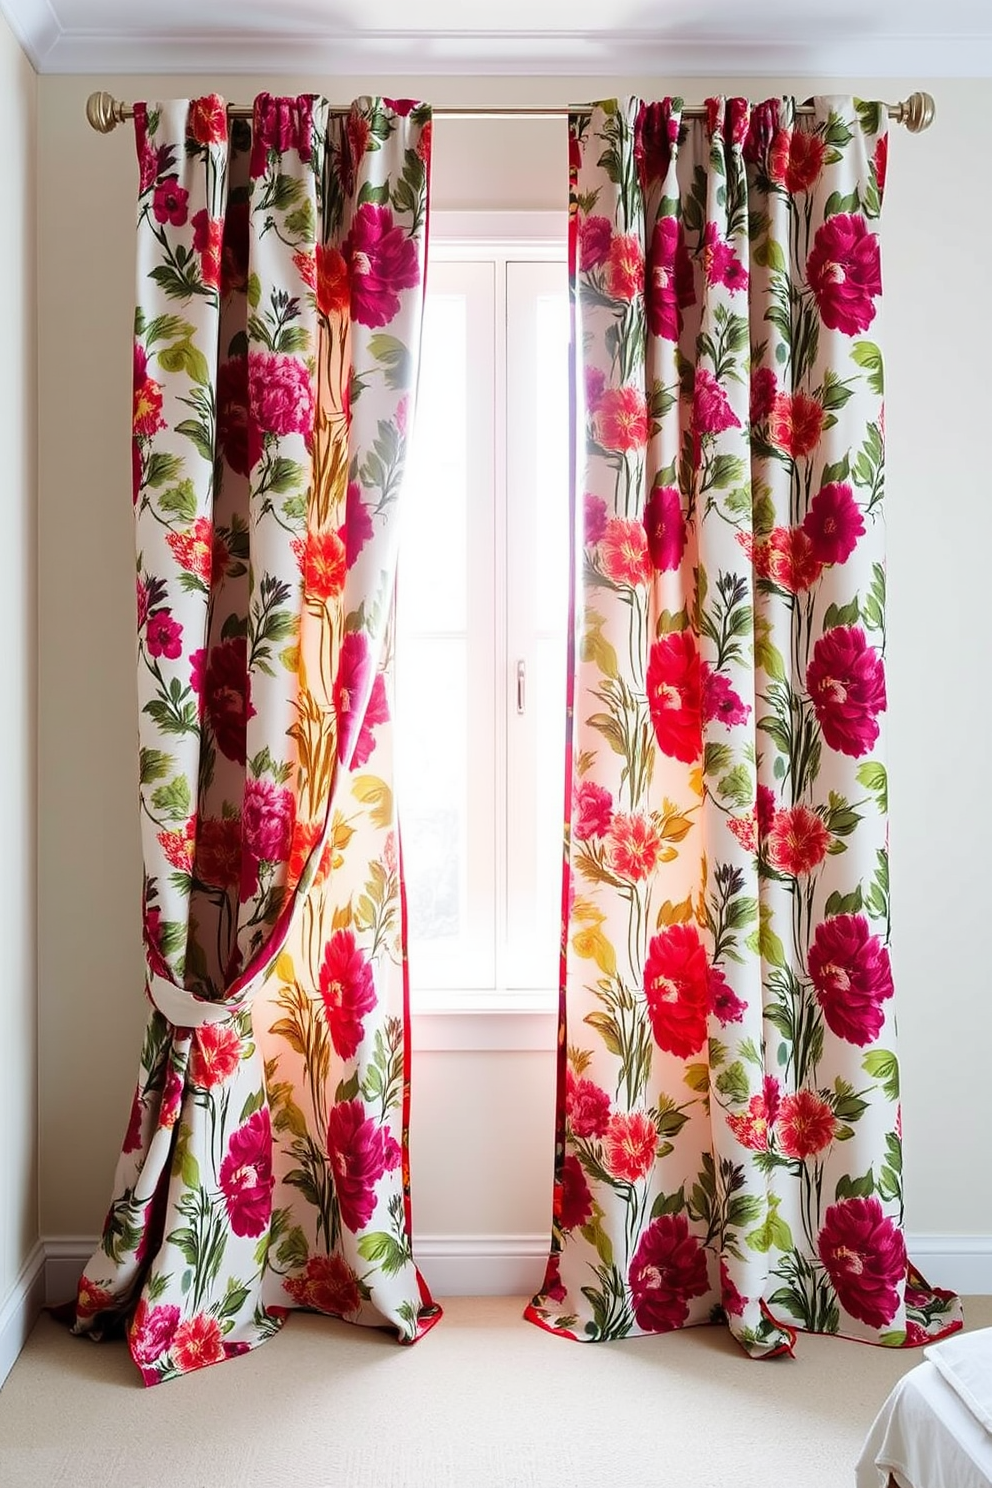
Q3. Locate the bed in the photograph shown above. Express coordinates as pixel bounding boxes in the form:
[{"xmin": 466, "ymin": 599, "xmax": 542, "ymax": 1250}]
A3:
[{"xmin": 856, "ymin": 1329, "xmax": 992, "ymax": 1488}]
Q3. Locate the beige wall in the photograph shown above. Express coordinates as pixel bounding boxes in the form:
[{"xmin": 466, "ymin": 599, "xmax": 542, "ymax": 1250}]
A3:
[
  {"xmin": 37, "ymin": 72, "xmax": 992, "ymax": 1260},
  {"xmin": 0, "ymin": 9, "xmax": 38, "ymax": 1311}
]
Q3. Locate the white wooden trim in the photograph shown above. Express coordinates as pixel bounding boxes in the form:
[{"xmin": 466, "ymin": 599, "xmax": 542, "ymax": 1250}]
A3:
[{"xmin": 0, "ymin": 1240, "xmax": 46, "ymax": 1389}]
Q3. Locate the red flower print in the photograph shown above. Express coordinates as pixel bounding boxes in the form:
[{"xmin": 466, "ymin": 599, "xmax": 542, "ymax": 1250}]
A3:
[
  {"xmin": 189, "ymin": 94, "xmax": 227, "ymax": 145},
  {"xmin": 334, "ymin": 632, "xmax": 389, "ymax": 768},
  {"xmin": 129, "ymin": 1300, "xmax": 180, "ymax": 1365},
  {"xmin": 344, "ymin": 108, "xmax": 372, "ymax": 193},
  {"xmin": 556, "ymin": 1154, "xmax": 593, "ymax": 1231},
  {"xmin": 343, "ymin": 480, "xmax": 374, "ymax": 564},
  {"xmin": 143, "ymin": 902, "xmax": 172, "ymax": 983},
  {"xmin": 756, "ymin": 784, "xmax": 777, "ymax": 840},
  {"xmin": 646, "ymin": 631, "xmax": 702, "ymax": 763},
  {"xmin": 152, "ymin": 177, "xmax": 189, "ymax": 227},
  {"xmin": 195, "ymin": 815, "xmax": 242, "ymax": 889},
  {"xmin": 417, "ymin": 119, "xmax": 432, "ymax": 165},
  {"xmin": 242, "ymin": 777, "xmax": 295, "ymax": 865},
  {"xmin": 159, "ymin": 1064, "xmax": 184, "ymax": 1129},
  {"xmin": 720, "ymin": 1258, "xmax": 746, "ymax": 1317},
  {"xmin": 702, "ymin": 223, "xmax": 748, "ymax": 293},
  {"xmin": 803, "ymin": 482, "xmax": 865, "ymax": 566},
  {"xmin": 769, "ymin": 128, "xmax": 827, "ymax": 194},
  {"xmin": 702, "ymin": 663, "xmax": 750, "ymax": 727},
  {"xmin": 191, "ymin": 208, "xmax": 223, "ymax": 289},
  {"xmin": 806, "ymin": 625, "xmax": 886, "ymax": 758},
  {"xmin": 171, "ymin": 1313, "xmax": 227, "ymax": 1374},
  {"xmin": 542, "ymin": 1254, "xmax": 568, "ymax": 1304},
  {"xmin": 592, "ymin": 385, "xmax": 649, "ymax": 453},
  {"xmin": 221, "ymin": 197, "xmax": 249, "ymax": 296},
  {"xmin": 806, "ymin": 214, "xmax": 882, "ymax": 336},
  {"xmin": 302, "ymin": 528, "xmax": 347, "ymax": 603},
  {"xmin": 727, "ymin": 1093, "xmax": 770, "ymax": 1152},
  {"xmin": 248, "ymin": 350, "xmax": 315, "ymax": 440},
  {"xmin": 604, "ymin": 233, "xmax": 644, "ymax": 301},
  {"xmin": 763, "ymin": 1075, "xmax": 781, "ymax": 1127},
  {"xmin": 344, "ymin": 203, "xmax": 421, "ymax": 329},
  {"xmin": 598, "ymin": 516, "xmax": 650, "ymax": 587},
  {"xmin": 326, "ymin": 1098, "xmax": 392, "ymax": 1233},
  {"xmin": 873, "ymin": 135, "xmax": 888, "ymax": 195},
  {"xmin": 629, "ymin": 1214, "xmax": 710, "ymax": 1332},
  {"xmin": 643, "ymin": 923, "xmax": 710, "ymax": 1058},
  {"xmin": 726, "ymin": 812, "xmax": 757, "ymax": 853},
  {"xmin": 190, "ymin": 1023, "xmax": 242, "ymax": 1089},
  {"xmin": 776, "ymin": 1090, "xmax": 837, "ymax": 1159},
  {"xmin": 76, "ymin": 1277, "xmax": 115, "ymax": 1321},
  {"xmin": 603, "ymin": 1111, "xmax": 658, "ymax": 1183},
  {"xmin": 808, "ymin": 913, "xmax": 894, "ymax": 1046},
  {"xmin": 287, "ymin": 819, "xmax": 336, "ymax": 890},
  {"xmin": 217, "ymin": 357, "xmax": 262, "ymax": 476},
  {"xmin": 201, "ymin": 637, "xmax": 254, "ymax": 764},
  {"xmin": 572, "ymin": 779, "xmax": 613, "ymax": 840},
  {"xmin": 285, "ymin": 1253, "xmax": 362, "ymax": 1316},
  {"xmin": 293, "ymin": 247, "xmax": 316, "ymax": 291},
  {"xmin": 134, "ymin": 103, "xmax": 157, "ymax": 194},
  {"xmin": 219, "ymin": 1107, "xmax": 273, "ymax": 1238},
  {"xmin": 693, "ymin": 368, "xmax": 740, "ymax": 436},
  {"xmin": 250, "ymin": 93, "xmax": 314, "ymax": 178},
  {"xmin": 319, "ymin": 929, "xmax": 377, "ymax": 1060},
  {"xmin": 646, "ymin": 215, "xmax": 695, "ymax": 341},
  {"xmin": 583, "ymin": 492, "xmax": 608, "ymax": 544},
  {"xmin": 566, "ymin": 1071, "xmax": 611, "ymax": 1139},
  {"xmin": 157, "ymin": 819, "xmax": 195, "ymax": 872},
  {"xmin": 643, "ymin": 484, "xmax": 687, "ymax": 573},
  {"xmin": 749, "ymin": 366, "xmax": 777, "ymax": 425},
  {"xmin": 769, "ymin": 390, "xmax": 824, "ymax": 459},
  {"xmin": 766, "ymin": 804, "xmax": 831, "ymax": 876},
  {"xmin": 818, "ymin": 1197, "xmax": 906, "ymax": 1329},
  {"xmin": 166, "ymin": 515, "xmax": 214, "ymax": 581},
  {"xmin": 146, "ymin": 610, "xmax": 183, "ymax": 660},
  {"xmin": 709, "ymin": 964, "xmax": 746, "ymax": 1024},
  {"xmin": 604, "ymin": 812, "xmax": 663, "ymax": 883},
  {"xmin": 317, "ymin": 243, "xmax": 350, "ymax": 317},
  {"xmin": 757, "ymin": 525, "xmax": 823, "ymax": 593},
  {"xmin": 578, "ymin": 214, "xmax": 612, "ymax": 272},
  {"xmin": 123, "ymin": 1085, "xmax": 144, "ymax": 1153},
  {"xmin": 133, "ymin": 343, "xmax": 166, "ymax": 438},
  {"xmin": 634, "ymin": 101, "xmax": 680, "ymax": 185}
]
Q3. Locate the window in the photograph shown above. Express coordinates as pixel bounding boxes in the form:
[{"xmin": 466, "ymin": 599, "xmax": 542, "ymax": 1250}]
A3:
[{"xmin": 395, "ymin": 213, "xmax": 569, "ymax": 1012}]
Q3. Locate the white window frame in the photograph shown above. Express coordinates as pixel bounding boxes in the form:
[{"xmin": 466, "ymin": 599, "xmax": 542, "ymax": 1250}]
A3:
[{"xmin": 406, "ymin": 211, "xmax": 566, "ymax": 1053}]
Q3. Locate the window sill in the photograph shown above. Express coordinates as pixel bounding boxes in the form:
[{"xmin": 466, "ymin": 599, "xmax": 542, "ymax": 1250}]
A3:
[{"xmin": 410, "ymin": 990, "xmax": 558, "ymax": 1051}]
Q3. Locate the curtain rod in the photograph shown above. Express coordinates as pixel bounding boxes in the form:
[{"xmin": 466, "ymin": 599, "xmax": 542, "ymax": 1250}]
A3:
[{"xmin": 85, "ymin": 88, "xmax": 935, "ymax": 135}]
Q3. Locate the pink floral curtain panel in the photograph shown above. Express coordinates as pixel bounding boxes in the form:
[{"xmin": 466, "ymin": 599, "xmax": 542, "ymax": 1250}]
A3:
[
  {"xmin": 527, "ymin": 96, "xmax": 961, "ymax": 1355},
  {"xmin": 71, "ymin": 93, "xmax": 439, "ymax": 1383}
]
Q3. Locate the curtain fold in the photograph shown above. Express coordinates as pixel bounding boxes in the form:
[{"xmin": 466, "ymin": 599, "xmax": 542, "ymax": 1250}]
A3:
[
  {"xmin": 527, "ymin": 95, "xmax": 962, "ymax": 1355},
  {"xmin": 71, "ymin": 93, "xmax": 439, "ymax": 1384}
]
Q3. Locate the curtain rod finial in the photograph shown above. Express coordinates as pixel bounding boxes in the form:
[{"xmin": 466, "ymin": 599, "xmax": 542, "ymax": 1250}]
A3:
[
  {"xmin": 86, "ymin": 91, "xmax": 122, "ymax": 133},
  {"xmin": 900, "ymin": 91, "xmax": 935, "ymax": 132}
]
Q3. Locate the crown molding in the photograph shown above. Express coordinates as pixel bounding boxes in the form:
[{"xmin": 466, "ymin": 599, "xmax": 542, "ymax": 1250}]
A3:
[{"xmin": 2, "ymin": 8, "xmax": 992, "ymax": 78}]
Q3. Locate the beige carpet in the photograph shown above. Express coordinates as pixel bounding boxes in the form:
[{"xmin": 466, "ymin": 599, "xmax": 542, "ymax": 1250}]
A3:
[{"xmin": 2, "ymin": 1295, "xmax": 990, "ymax": 1488}]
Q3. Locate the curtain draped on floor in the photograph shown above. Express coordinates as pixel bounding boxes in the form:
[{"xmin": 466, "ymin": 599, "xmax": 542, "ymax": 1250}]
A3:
[
  {"xmin": 527, "ymin": 95, "xmax": 962, "ymax": 1355},
  {"xmin": 71, "ymin": 93, "xmax": 439, "ymax": 1384}
]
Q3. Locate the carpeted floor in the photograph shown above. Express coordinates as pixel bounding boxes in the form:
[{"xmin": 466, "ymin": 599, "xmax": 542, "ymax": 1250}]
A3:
[{"xmin": 2, "ymin": 1294, "xmax": 990, "ymax": 1487}]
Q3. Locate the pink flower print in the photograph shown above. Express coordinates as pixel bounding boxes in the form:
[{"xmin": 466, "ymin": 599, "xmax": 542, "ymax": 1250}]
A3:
[
  {"xmin": 342, "ymin": 479, "xmax": 374, "ymax": 564},
  {"xmin": 326, "ymin": 1099, "xmax": 392, "ymax": 1233},
  {"xmin": 702, "ymin": 223, "xmax": 748, "ymax": 293},
  {"xmin": 598, "ymin": 517, "xmax": 650, "ymax": 587},
  {"xmin": 604, "ymin": 233, "xmax": 644, "ymax": 301},
  {"xmin": 578, "ymin": 214, "xmax": 613, "ymax": 272},
  {"xmin": 749, "ymin": 366, "xmax": 777, "ymax": 425},
  {"xmin": 129, "ymin": 1300, "xmax": 181, "ymax": 1366},
  {"xmin": 709, "ymin": 964, "xmax": 746, "ymax": 1025},
  {"xmin": 643, "ymin": 484, "xmax": 687, "ymax": 573},
  {"xmin": 152, "ymin": 177, "xmax": 189, "ymax": 227},
  {"xmin": 219, "ymin": 1107, "xmax": 273, "ymax": 1238},
  {"xmin": 808, "ymin": 913, "xmax": 894, "ymax": 1046},
  {"xmin": 583, "ymin": 492, "xmax": 609, "ymax": 544},
  {"xmin": 603, "ymin": 812, "xmax": 664, "ymax": 883},
  {"xmin": 166, "ymin": 515, "xmax": 214, "ymax": 581},
  {"xmin": 190, "ymin": 1023, "xmax": 242, "ymax": 1089},
  {"xmin": 776, "ymin": 1090, "xmax": 837, "ymax": 1159},
  {"xmin": 191, "ymin": 208, "xmax": 223, "ymax": 289},
  {"xmin": 646, "ymin": 216, "xmax": 695, "ymax": 341},
  {"xmin": 556, "ymin": 1154, "xmax": 593, "ymax": 1231},
  {"xmin": 701, "ymin": 663, "xmax": 750, "ymax": 727},
  {"xmin": 319, "ymin": 929, "xmax": 377, "ymax": 1061},
  {"xmin": 334, "ymin": 632, "xmax": 389, "ymax": 768},
  {"xmin": 693, "ymin": 368, "xmax": 740, "ymax": 435},
  {"xmin": 766, "ymin": 803, "xmax": 831, "ymax": 877},
  {"xmin": 242, "ymin": 776, "xmax": 294, "ymax": 866},
  {"xmin": 806, "ymin": 214, "xmax": 882, "ymax": 336},
  {"xmin": 565, "ymin": 1072, "xmax": 611, "ymax": 1139},
  {"xmin": 592, "ymin": 385, "xmax": 649, "ymax": 453},
  {"xmin": 584, "ymin": 365, "xmax": 606, "ymax": 415},
  {"xmin": 647, "ymin": 631, "xmax": 702, "ymax": 763},
  {"xmin": 250, "ymin": 93, "xmax": 314, "ymax": 178},
  {"xmin": 757, "ymin": 525, "xmax": 823, "ymax": 594},
  {"xmin": 572, "ymin": 779, "xmax": 613, "ymax": 840},
  {"xmin": 248, "ymin": 350, "xmax": 315, "ymax": 440},
  {"xmin": 818, "ymin": 1197, "xmax": 905, "ymax": 1328},
  {"xmin": 201, "ymin": 637, "xmax": 255, "ymax": 764},
  {"xmin": 344, "ymin": 203, "xmax": 422, "ymax": 329},
  {"xmin": 603, "ymin": 1111, "xmax": 658, "ymax": 1184},
  {"xmin": 802, "ymin": 482, "xmax": 865, "ymax": 566},
  {"xmin": 727, "ymin": 1093, "xmax": 770, "ymax": 1152},
  {"xmin": 806, "ymin": 625, "xmax": 886, "ymax": 758},
  {"xmin": 145, "ymin": 610, "xmax": 183, "ymax": 660}
]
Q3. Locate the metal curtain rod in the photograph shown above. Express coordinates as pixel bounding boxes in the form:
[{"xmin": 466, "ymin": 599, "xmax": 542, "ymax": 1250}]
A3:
[{"xmin": 86, "ymin": 88, "xmax": 936, "ymax": 134}]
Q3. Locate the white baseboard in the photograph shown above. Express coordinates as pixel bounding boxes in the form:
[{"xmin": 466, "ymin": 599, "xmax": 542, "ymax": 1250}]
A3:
[
  {"xmin": 0, "ymin": 1241, "xmax": 46, "ymax": 1390},
  {"xmin": 0, "ymin": 1228, "xmax": 983, "ymax": 1389}
]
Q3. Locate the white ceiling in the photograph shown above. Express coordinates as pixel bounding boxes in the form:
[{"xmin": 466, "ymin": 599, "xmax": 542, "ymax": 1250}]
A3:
[{"xmin": 2, "ymin": 0, "xmax": 991, "ymax": 76}]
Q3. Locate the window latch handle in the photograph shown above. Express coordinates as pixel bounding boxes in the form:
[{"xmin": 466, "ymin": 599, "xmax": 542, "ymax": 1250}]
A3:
[{"xmin": 516, "ymin": 659, "xmax": 526, "ymax": 715}]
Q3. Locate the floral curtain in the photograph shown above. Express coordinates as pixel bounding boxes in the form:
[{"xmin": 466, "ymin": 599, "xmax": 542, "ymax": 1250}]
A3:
[
  {"xmin": 527, "ymin": 96, "xmax": 962, "ymax": 1355},
  {"xmin": 71, "ymin": 93, "xmax": 439, "ymax": 1384}
]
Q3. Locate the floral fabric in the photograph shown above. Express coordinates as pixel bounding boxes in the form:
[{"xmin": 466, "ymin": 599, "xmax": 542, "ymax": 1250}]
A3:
[
  {"xmin": 72, "ymin": 94, "xmax": 439, "ymax": 1383},
  {"xmin": 526, "ymin": 96, "xmax": 962, "ymax": 1354}
]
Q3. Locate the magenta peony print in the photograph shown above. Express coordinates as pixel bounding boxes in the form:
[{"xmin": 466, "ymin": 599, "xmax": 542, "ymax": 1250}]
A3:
[
  {"xmin": 643, "ymin": 923, "xmax": 710, "ymax": 1057},
  {"xmin": 319, "ymin": 929, "xmax": 377, "ymax": 1060},
  {"xmin": 693, "ymin": 368, "xmax": 740, "ymax": 435},
  {"xmin": 344, "ymin": 203, "xmax": 422, "ymax": 328},
  {"xmin": 818, "ymin": 1197, "xmax": 906, "ymax": 1328},
  {"xmin": 557, "ymin": 1154, "xmax": 594, "ymax": 1231},
  {"xmin": 643, "ymin": 484, "xmax": 687, "ymax": 572},
  {"xmin": 806, "ymin": 625, "xmax": 887, "ymax": 758},
  {"xmin": 129, "ymin": 1300, "xmax": 181, "ymax": 1366},
  {"xmin": 803, "ymin": 482, "xmax": 865, "ymax": 566},
  {"xmin": 566, "ymin": 1072, "xmax": 611, "ymax": 1139},
  {"xmin": 646, "ymin": 631, "xmax": 702, "ymax": 763},
  {"xmin": 645, "ymin": 215, "xmax": 695, "ymax": 341},
  {"xmin": 248, "ymin": 350, "xmax": 315, "ymax": 440},
  {"xmin": 145, "ymin": 610, "xmax": 183, "ymax": 660},
  {"xmin": 808, "ymin": 913, "xmax": 895, "ymax": 1045},
  {"xmin": 806, "ymin": 213, "xmax": 882, "ymax": 335},
  {"xmin": 241, "ymin": 776, "xmax": 295, "ymax": 867},
  {"xmin": 219, "ymin": 1107, "xmax": 274, "ymax": 1238},
  {"xmin": 702, "ymin": 663, "xmax": 750, "ymax": 727},
  {"xmin": 152, "ymin": 177, "xmax": 189, "ymax": 227},
  {"xmin": 628, "ymin": 1214, "xmax": 710, "ymax": 1332},
  {"xmin": 326, "ymin": 1098, "xmax": 397, "ymax": 1234},
  {"xmin": 572, "ymin": 779, "xmax": 613, "ymax": 840}
]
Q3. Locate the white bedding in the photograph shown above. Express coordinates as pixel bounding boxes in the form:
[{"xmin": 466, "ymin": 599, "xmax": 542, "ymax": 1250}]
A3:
[{"xmin": 855, "ymin": 1339, "xmax": 992, "ymax": 1488}]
